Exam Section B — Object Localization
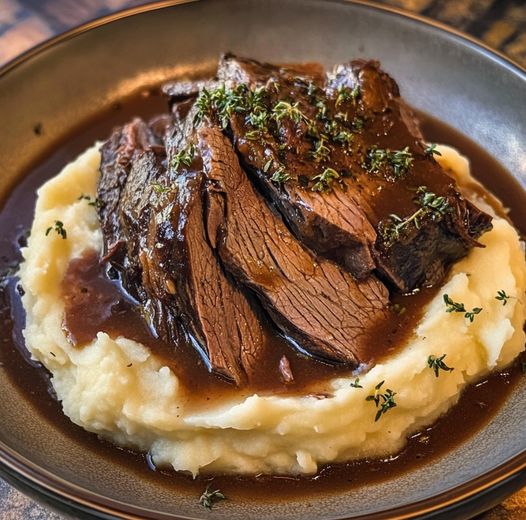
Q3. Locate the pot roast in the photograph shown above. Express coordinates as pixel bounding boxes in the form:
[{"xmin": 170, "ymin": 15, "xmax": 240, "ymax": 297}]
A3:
[{"xmin": 97, "ymin": 55, "xmax": 492, "ymax": 385}]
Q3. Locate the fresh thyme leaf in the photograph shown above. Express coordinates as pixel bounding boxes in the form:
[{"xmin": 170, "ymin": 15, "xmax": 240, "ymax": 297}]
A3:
[
  {"xmin": 199, "ymin": 484, "xmax": 226, "ymax": 510},
  {"xmin": 78, "ymin": 194, "xmax": 101, "ymax": 208},
  {"xmin": 193, "ymin": 84, "xmax": 248, "ymax": 128},
  {"xmin": 425, "ymin": 143, "xmax": 442, "ymax": 156},
  {"xmin": 465, "ymin": 307, "xmax": 482, "ymax": 322},
  {"xmin": 443, "ymin": 294, "xmax": 466, "ymax": 313},
  {"xmin": 272, "ymin": 100, "xmax": 309, "ymax": 124},
  {"xmin": 311, "ymin": 168, "xmax": 340, "ymax": 192},
  {"xmin": 45, "ymin": 220, "xmax": 67, "ymax": 239},
  {"xmin": 245, "ymin": 129, "xmax": 262, "ymax": 141},
  {"xmin": 495, "ymin": 290, "xmax": 512, "ymax": 305},
  {"xmin": 315, "ymin": 99, "xmax": 328, "ymax": 120},
  {"xmin": 350, "ymin": 378, "xmax": 363, "ymax": 388},
  {"xmin": 310, "ymin": 138, "xmax": 330, "ymax": 162},
  {"xmin": 335, "ymin": 84, "xmax": 360, "ymax": 107},
  {"xmin": 263, "ymin": 158, "xmax": 273, "ymax": 173},
  {"xmin": 364, "ymin": 146, "xmax": 414, "ymax": 179},
  {"xmin": 270, "ymin": 166, "xmax": 291, "ymax": 183},
  {"xmin": 172, "ymin": 143, "xmax": 196, "ymax": 171},
  {"xmin": 151, "ymin": 183, "xmax": 172, "ymax": 195},
  {"xmin": 380, "ymin": 187, "xmax": 450, "ymax": 246},
  {"xmin": 427, "ymin": 354, "xmax": 454, "ymax": 377},
  {"xmin": 443, "ymin": 294, "xmax": 482, "ymax": 322},
  {"xmin": 366, "ymin": 381, "xmax": 397, "ymax": 422}
]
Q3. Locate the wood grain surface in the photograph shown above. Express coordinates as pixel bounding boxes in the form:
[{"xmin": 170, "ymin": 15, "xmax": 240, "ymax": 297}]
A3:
[{"xmin": 0, "ymin": 1, "xmax": 524, "ymax": 519}]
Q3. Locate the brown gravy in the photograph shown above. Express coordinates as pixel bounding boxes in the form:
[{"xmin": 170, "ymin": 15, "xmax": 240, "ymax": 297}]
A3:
[{"xmin": 0, "ymin": 88, "xmax": 524, "ymax": 500}]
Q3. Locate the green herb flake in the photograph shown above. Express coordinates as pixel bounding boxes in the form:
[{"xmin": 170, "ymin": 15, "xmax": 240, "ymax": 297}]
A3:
[
  {"xmin": 335, "ymin": 84, "xmax": 360, "ymax": 107},
  {"xmin": 272, "ymin": 100, "xmax": 309, "ymax": 125},
  {"xmin": 427, "ymin": 354, "xmax": 454, "ymax": 377},
  {"xmin": 151, "ymin": 183, "xmax": 172, "ymax": 195},
  {"xmin": 199, "ymin": 485, "xmax": 226, "ymax": 510},
  {"xmin": 380, "ymin": 187, "xmax": 450, "ymax": 246},
  {"xmin": 311, "ymin": 167, "xmax": 340, "ymax": 193},
  {"xmin": 425, "ymin": 143, "xmax": 442, "ymax": 157},
  {"xmin": 350, "ymin": 378, "xmax": 363, "ymax": 388},
  {"xmin": 366, "ymin": 381, "xmax": 397, "ymax": 422},
  {"xmin": 443, "ymin": 294, "xmax": 482, "ymax": 322},
  {"xmin": 172, "ymin": 143, "xmax": 196, "ymax": 171},
  {"xmin": 495, "ymin": 290, "xmax": 512, "ymax": 306},
  {"xmin": 310, "ymin": 138, "xmax": 331, "ymax": 162},
  {"xmin": 78, "ymin": 194, "xmax": 101, "ymax": 208},
  {"xmin": 45, "ymin": 220, "xmax": 67, "ymax": 239},
  {"xmin": 270, "ymin": 166, "xmax": 291, "ymax": 184},
  {"xmin": 364, "ymin": 146, "xmax": 414, "ymax": 179}
]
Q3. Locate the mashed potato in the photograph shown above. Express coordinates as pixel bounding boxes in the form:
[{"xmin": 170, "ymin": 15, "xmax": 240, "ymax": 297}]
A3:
[{"xmin": 19, "ymin": 144, "xmax": 526, "ymax": 476}]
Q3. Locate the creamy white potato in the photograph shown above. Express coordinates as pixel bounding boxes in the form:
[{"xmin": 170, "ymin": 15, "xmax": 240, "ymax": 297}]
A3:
[{"xmin": 19, "ymin": 144, "xmax": 526, "ymax": 476}]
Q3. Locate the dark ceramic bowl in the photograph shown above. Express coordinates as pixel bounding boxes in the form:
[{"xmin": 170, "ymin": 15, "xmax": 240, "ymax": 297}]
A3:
[{"xmin": 0, "ymin": 1, "xmax": 525, "ymax": 519}]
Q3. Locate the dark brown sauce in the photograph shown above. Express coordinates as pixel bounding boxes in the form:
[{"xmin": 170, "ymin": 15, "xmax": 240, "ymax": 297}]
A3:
[
  {"xmin": 0, "ymin": 88, "xmax": 524, "ymax": 500},
  {"xmin": 61, "ymin": 249, "xmax": 435, "ymax": 401}
]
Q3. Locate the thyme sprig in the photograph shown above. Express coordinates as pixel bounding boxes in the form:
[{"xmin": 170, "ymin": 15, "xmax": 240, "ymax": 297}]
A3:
[
  {"xmin": 199, "ymin": 485, "xmax": 226, "ymax": 510},
  {"xmin": 172, "ymin": 143, "xmax": 196, "ymax": 171},
  {"xmin": 495, "ymin": 290, "xmax": 512, "ymax": 305},
  {"xmin": 335, "ymin": 84, "xmax": 360, "ymax": 107},
  {"xmin": 272, "ymin": 100, "xmax": 309, "ymax": 124},
  {"xmin": 425, "ymin": 143, "xmax": 442, "ymax": 157},
  {"xmin": 380, "ymin": 186, "xmax": 451, "ymax": 246},
  {"xmin": 194, "ymin": 84, "xmax": 247, "ymax": 128},
  {"xmin": 271, "ymin": 165, "xmax": 291, "ymax": 183},
  {"xmin": 366, "ymin": 381, "xmax": 397, "ymax": 422},
  {"xmin": 350, "ymin": 378, "xmax": 363, "ymax": 388},
  {"xmin": 443, "ymin": 294, "xmax": 482, "ymax": 322},
  {"xmin": 310, "ymin": 138, "xmax": 331, "ymax": 162},
  {"xmin": 45, "ymin": 220, "xmax": 67, "ymax": 239},
  {"xmin": 427, "ymin": 354, "xmax": 454, "ymax": 377},
  {"xmin": 364, "ymin": 146, "xmax": 414, "ymax": 179},
  {"xmin": 311, "ymin": 168, "xmax": 340, "ymax": 192},
  {"xmin": 78, "ymin": 194, "xmax": 101, "ymax": 208}
]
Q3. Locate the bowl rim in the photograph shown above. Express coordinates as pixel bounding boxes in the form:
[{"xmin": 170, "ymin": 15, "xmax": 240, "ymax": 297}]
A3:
[{"xmin": 0, "ymin": 1, "xmax": 525, "ymax": 518}]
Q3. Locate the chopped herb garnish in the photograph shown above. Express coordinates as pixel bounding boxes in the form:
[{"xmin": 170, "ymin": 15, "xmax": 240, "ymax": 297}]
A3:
[
  {"xmin": 425, "ymin": 143, "xmax": 442, "ymax": 157},
  {"xmin": 380, "ymin": 187, "xmax": 450, "ymax": 246},
  {"xmin": 311, "ymin": 168, "xmax": 340, "ymax": 192},
  {"xmin": 427, "ymin": 354, "xmax": 454, "ymax": 377},
  {"xmin": 78, "ymin": 194, "xmax": 101, "ymax": 208},
  {"xmin": 45, "ymin": 220, "xmax": 67, "ymax": 239},
  {"xmin": 272, "ymin": 100, "xmax": 309, "ymax": 124},
  {"xmin": 245, "ymin": 129, "xmax": 263, "ymax": 141},
  {"xmin": 151, "ymin": 183, "xmax": 172, "ymax": 195},
  {"xmin": 263, "ymin": 158, "xmax": 273, "ymax": 173},
  {"xmin": 315, "ymin": 99, "xmax": 328, "ymax": 120},
  {"xmin": 495, "ymin": 290, "xmax": 512, "ymax": 305},
  {"xmin": 335, "ymin": 84, "xmax": 360, "ymax": 107},
  {"xmin": 366, "ymin": 381, "xmax": 397, "ymax": 422},
  {"xmin": 172, "ymin": 143, "xmax": 195, "ymax": 171},
  {"xmin": 271, "ymin": 166, "xmax": 291, "ymax": 184},
  {"xmin": 350, "ymin": 378, "xmax": 363, "ymax": 388},
  {"xmin": 199, "ymin": 485, "xmax": 226, "ymax": 510},
  {"xmin": 364, "ymin": 146, "xmax": 414, "ymax": 179},
  {"xmin": 443, "ymin": 294, "xmax": 482, "ymax": 322},
  {"xmin": 310, "ymin": 138, "xmax": 330, "ymax": 162}
]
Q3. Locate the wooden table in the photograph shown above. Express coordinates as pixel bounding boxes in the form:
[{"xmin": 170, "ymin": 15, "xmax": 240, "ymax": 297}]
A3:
[{"xmin": 0, "ymin": 1, "xmax": 524, "ymax": 518}]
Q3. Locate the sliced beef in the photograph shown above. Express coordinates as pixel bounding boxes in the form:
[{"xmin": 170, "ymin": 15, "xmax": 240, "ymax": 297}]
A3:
[
  {"xmin": 140, "ymin": 169, "xmax": 265, "ymax": 384},
  {"xmin": 98, "ymin": 117, "xmax": 266, "ymax": 384},
  {"xmin": 207, "ymin": 54, "xmax": 492, "ymax": 291},
  {"xmin": 199, "ymin": 125, "xmax": 389, "ymax": 366}
]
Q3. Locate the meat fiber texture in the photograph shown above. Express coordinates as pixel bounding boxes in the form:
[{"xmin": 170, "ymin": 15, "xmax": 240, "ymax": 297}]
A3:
[{"xmin": 19, "ymin": 144, "xmax": 526, "ymax": 476}]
